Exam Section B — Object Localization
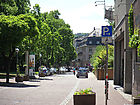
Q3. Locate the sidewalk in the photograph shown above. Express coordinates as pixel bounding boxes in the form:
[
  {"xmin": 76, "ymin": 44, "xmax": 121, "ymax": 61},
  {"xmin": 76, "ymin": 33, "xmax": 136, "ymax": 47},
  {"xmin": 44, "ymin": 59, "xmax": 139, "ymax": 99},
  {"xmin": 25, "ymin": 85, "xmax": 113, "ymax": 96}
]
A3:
[{"xmin": 67, "ymin": 73, "xmax": 132, "ymax": 105}]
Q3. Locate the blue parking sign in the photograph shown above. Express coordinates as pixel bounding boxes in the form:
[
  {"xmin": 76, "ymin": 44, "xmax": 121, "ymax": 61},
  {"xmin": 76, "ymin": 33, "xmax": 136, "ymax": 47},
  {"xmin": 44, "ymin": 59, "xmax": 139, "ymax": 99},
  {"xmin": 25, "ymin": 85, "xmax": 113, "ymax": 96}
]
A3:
[{"xmin": 101, "ymin": 26, "xmax": 112, "ymax": 37}]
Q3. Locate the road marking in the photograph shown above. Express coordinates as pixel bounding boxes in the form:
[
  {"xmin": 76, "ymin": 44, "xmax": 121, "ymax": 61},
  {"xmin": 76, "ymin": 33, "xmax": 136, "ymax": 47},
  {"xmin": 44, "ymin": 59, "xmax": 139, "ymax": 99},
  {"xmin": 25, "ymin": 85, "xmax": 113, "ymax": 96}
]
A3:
[{"xmin": 59, "ymin": 80, "xmax": 79, "ymax": 105}]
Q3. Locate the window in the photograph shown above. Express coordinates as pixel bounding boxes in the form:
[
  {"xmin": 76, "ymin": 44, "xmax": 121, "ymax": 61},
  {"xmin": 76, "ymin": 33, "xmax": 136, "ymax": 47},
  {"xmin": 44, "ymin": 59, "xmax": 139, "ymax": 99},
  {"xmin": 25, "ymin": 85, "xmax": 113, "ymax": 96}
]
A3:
[
  {"xmin": 89, "ymin": 48, "xmax": 92, "ymax": 52},
  {"xmin": 89, "ymin": 41, "xmax": 92, "ymax": 44},
  {"xmin": 96, "ymin": 41, "xmax": 100, "ymax": 44}
]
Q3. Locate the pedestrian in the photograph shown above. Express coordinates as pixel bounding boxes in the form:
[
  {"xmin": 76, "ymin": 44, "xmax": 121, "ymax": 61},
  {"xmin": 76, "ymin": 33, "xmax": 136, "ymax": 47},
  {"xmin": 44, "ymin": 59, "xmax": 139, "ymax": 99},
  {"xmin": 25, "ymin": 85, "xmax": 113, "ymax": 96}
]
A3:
[{"xmin": 73, "ymin": 67, "xmax": 75, "ymax": 75}]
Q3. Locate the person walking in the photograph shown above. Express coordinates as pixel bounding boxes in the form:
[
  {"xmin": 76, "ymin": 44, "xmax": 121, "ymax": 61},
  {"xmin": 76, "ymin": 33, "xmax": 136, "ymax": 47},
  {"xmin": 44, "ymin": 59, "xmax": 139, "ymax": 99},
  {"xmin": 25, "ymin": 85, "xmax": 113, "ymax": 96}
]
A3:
[{"xmin": 73, "ymin": 67, "xmax": 75, "ymax": 75}]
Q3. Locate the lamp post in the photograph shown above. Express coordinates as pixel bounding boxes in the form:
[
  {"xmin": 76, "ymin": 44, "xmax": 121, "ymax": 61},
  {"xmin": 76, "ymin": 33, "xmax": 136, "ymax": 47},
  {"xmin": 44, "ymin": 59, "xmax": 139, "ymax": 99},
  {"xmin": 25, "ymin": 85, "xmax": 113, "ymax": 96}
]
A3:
[
  {"xmin": 40, "ymin": 53, "xmax": 42, "ymax": 66},
  {"xmin": 95, "ymin": 0, "xmax": 105, "ymax": 10},
  {"xmin": 15, "ymin": 48, "xmax": 19, "ymax": 76}
]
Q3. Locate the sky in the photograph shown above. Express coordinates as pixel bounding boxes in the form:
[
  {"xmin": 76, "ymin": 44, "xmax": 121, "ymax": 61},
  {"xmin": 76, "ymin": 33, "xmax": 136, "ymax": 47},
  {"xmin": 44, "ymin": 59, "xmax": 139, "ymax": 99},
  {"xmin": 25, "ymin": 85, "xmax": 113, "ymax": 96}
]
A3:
[{"xmin": 30, "ymin": 0, "xmax": 114, "ymax": 34}]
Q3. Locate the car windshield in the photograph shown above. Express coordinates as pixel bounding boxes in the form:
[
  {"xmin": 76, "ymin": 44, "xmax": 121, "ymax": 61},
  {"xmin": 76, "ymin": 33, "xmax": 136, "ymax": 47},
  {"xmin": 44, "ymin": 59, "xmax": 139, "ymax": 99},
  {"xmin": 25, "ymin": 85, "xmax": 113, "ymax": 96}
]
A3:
[{"xmin": 79, "ymin": 67, "xmax": 88, "ymax": 70}]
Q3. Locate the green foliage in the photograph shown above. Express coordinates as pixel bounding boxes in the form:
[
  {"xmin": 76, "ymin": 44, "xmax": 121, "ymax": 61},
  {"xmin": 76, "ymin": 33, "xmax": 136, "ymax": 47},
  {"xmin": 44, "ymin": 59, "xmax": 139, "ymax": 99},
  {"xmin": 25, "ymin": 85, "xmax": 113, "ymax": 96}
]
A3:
[
  {"xmin": 128, "ymin": 5, "xmax": 140, "ymax": 48},
  {"xmin": 15, "ymin": 0, "xmax": 30, "ymax": 15},
  {"xmin": 108, "ymin": 45, "xmax": 114, "ymax": 68},
  {"xmin": 0, "ymin": 2, "xmax": 77, "ymax": 79},
  {"xmin": 0, "ymin": 15, "xmax": 28, "ymax": 54},
  {"xmin": 0, "ymin": 0, "xmax": 30, "ymax": 15},
  {"xmin": 129, "ymin": 27, "xmax": 140, "ymax": 48},
  {"xmin": 0, "ymin": 14, "xmax": 39, "ymax": 55},
  {"xmin": 128, "ymin": 5, "xmax": 134, "ymax": 38},
  {"xmin": 90, "ymin": 45, "xmax": 114, "ymax": 70},
  {"xmin": 23, "ymin": 4, "xmax": 77, "ymax": 67},
  {"xmin": 0, "ymin": 0, "xmax": 18, "ymax": 15},
  {"xmin": 90, "ymin": 46, "xmax": 105, "ymax": 70},
  {"xmin": 74, "ymin": 88, "xmax": 95, "ymax": 95}
]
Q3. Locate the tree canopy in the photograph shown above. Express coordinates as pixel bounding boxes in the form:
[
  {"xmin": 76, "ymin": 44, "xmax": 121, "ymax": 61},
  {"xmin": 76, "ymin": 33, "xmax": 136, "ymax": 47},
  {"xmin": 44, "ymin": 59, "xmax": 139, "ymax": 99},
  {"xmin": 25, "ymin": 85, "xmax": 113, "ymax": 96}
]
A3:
[{"xmin": 0, "ymin": 1, "xmax": 77, "ymax": 83}]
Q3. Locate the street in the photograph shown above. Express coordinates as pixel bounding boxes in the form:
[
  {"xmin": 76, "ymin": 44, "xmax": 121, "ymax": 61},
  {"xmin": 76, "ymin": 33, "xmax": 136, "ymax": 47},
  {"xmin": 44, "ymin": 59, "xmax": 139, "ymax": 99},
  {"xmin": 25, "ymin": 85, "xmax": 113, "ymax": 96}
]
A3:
[{"xmin": 0, "ymin": 72, "xmax": 132, "ymax": 105}]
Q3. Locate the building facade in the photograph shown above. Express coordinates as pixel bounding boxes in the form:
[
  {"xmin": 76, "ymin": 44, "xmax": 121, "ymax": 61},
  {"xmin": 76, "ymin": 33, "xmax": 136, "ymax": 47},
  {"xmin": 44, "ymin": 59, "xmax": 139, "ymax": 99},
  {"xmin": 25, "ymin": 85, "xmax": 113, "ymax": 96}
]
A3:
[
  {"xmin": 114, "ymin": 0, "xmax": 133, "ymax": 93},
  {"xmin": 114, "ymin": 0, "xmax": 140, "ymax": 98},
  {"xmin": 131, "ymin": 0, "xmax": 140, "ymax": 97},
  {"xmin": 74, "ymin": 29, "xmax": 102, "ymax": 67}
]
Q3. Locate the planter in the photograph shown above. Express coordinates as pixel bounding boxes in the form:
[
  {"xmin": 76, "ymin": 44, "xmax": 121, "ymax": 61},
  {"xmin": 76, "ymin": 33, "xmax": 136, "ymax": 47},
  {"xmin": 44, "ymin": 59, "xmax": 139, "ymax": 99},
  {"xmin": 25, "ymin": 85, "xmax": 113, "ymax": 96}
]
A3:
[
  {"xmin": 133, "ymin": 96, "xmax": 140, "ymax": 104},
  {"xmin": 23, "ymin": 75, "xmax": 29, "ymax": 81},
  {"xmin": 94, "ymin": 69, "xmax": 113, "ymax": 80},
  {"xmin": 73, "ymin": 94, "xmax": 96, "ymax": 105},
  {"xmin": 15, "ymin": 76, "xmax": 23, "ymax": 82}
]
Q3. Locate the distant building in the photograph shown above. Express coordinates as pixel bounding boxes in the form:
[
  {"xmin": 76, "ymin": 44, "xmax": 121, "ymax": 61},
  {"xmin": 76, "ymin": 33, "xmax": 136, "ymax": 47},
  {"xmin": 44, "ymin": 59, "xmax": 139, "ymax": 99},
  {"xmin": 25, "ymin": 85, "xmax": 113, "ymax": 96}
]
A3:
[{"xmin": 73, "ymin": 28, "xmax": 102, "ymax": 67}]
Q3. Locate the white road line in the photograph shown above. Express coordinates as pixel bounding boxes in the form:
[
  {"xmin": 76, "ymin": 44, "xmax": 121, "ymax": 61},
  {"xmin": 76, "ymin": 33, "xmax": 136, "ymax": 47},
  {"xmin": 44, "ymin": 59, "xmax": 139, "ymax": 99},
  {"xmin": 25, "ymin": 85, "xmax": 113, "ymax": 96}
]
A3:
[{"xmin": 60, "ymin": 80, "xmax": 79, "ymax": 105}]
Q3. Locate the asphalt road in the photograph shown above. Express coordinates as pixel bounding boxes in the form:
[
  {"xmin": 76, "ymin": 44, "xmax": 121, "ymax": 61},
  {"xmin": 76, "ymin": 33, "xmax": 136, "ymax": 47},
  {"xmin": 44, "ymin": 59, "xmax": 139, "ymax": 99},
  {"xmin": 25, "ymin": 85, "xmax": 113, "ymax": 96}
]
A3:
[
  {"xmin": 0, "ymin": 72, "xmax": 78, "ymax": 105},
  {"xmin": 0, "ymin": 72, "xmax": 132, "ymax": 105}
]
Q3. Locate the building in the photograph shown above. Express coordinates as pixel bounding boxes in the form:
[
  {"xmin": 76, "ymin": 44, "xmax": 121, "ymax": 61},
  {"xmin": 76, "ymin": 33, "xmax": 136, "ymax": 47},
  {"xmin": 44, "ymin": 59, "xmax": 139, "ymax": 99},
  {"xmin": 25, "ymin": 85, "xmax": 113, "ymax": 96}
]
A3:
[
  {"xmin": 114, "ymin": 0, "xmax": 133, "ymax": 94},
  {"xmin": 74, "ymin": 29, "xmax": 102, "ymax": 67},
  {"xmin": 114, "ymin": 0, "xmax": 140, "ymax": 98},
  {"xmin": 131, "ymin": 0, "xmax": 140, "ymax": 98}
]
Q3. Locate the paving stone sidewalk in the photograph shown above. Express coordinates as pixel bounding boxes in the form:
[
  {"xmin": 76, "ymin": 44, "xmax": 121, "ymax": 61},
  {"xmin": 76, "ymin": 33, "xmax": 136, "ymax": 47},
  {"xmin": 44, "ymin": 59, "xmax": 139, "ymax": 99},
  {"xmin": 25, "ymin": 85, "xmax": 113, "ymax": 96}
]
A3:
[{"xmin": 67, "ymin": 73, "xmax": 132, "ymax": 105}]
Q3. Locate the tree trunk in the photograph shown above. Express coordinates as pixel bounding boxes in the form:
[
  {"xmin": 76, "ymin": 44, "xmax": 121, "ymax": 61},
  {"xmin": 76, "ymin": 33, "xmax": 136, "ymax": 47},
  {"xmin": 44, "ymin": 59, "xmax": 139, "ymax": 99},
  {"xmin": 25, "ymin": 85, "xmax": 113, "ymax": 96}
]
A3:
[
  {"xmin": 6, "ymin": 59, "xmax": 10, "ymax": 83},
  {"xmin": 1, "ymin": 48, "xmax": 15, "ymax": 83}
]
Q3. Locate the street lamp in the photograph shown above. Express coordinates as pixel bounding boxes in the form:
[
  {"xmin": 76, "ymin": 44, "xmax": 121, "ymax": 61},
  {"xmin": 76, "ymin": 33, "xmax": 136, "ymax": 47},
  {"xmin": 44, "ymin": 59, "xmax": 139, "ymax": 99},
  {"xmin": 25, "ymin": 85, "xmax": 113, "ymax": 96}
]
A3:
[
  {"xmin": 15, "ymin": 48, "xmax": 19, "ymax": 76},
  {"xmin": 39, "ymin": 53, "xmax": 42, "ymax": 66},
  {"xmin": 95, "ymin": 0, "xmax": 105, "ymax": 10}
]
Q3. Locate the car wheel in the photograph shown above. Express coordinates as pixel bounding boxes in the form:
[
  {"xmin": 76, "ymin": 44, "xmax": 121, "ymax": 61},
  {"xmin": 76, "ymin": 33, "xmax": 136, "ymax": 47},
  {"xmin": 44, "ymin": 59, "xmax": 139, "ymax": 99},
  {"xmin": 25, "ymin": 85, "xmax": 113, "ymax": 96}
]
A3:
[
  {"xmin": 77, "ymin": 76, "xmax": 79, "ymax": 78},
  {"xmin": 86, "ymin": 76, "xmax": 88, "ymax": 78}
]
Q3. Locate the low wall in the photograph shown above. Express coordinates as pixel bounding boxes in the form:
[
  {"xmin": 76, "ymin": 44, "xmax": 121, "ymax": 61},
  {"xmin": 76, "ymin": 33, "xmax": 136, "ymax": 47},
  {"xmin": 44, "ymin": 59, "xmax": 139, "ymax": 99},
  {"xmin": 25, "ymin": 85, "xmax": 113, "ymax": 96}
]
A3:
[{"xmin": 94, "ymin": 69, "xmax": 113, "ymax": 80}]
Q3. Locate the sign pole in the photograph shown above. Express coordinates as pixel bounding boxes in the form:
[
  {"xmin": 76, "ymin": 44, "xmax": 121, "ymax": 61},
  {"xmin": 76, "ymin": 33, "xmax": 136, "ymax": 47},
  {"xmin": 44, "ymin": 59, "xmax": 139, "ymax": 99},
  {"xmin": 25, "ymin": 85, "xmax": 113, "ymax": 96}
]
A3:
[
  {"xmin": 105, "ymin": 41, "xmax": 109, "ymax": 105},
  {"xmin": 101, "ymin": 26, "xmax": 112, "ymax": 105}
]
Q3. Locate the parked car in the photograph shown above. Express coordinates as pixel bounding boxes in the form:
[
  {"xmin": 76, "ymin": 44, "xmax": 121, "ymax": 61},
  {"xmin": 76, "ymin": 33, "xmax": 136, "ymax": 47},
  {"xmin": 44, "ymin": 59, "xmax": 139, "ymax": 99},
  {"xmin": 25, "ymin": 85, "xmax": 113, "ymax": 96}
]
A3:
[
  {"xmin": 50, "ymin": 68, "xmax": 57, "ymax": 75},
  {"xmin": 38, "ymin": 66, "xmax": 50, "ymax": 76},
  {"xmin": 38, "ymin": 66, "xmax": 47, "ymax": 77},
  {"xmin": 76, "ymin": 67, "xmax": 88, "ymax": 78},
  {"xmin": 59, "ymin": 67, "xmax": 67, "ymax": 73}
]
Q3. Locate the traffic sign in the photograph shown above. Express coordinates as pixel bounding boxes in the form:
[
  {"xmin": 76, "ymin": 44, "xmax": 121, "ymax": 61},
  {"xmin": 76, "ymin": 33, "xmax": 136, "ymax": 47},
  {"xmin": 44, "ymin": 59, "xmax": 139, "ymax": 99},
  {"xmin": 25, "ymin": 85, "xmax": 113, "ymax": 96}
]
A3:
[
  {"xmin": 102, "ymin": 37, "xmax": 112, "ymax": 43},
  {"xmin": 101, "ymin": 26, "xmax": 112, "ymax": 37}
]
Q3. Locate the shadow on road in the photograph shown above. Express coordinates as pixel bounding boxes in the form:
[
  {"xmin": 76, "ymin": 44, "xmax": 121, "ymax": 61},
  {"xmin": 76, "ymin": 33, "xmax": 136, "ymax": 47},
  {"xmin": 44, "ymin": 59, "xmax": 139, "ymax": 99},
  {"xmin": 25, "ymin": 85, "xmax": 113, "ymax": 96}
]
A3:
[
  {"xmin": 38, "ymin": 78, "xmax": 53, "ymax": 80},
  {"xmin": 0, "ymin": 82, "xmax": 40, "ymax": 88},
  {"xmin": 29, "ymin": 79, "xmax": 40, "ymax": 82}
]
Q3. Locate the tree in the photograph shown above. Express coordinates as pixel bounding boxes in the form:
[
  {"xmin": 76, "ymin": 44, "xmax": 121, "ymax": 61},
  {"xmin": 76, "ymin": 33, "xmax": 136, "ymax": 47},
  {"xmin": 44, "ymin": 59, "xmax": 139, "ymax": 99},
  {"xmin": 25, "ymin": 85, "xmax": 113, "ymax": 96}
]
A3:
[
  {"xmin": 0, "ymin": 0, "xmax": 30, "ymax": 15},
  {"xmin": 31, "ymin": 7, "xmax": 77, "ymax": 67},
  {"xmin": 0, "ymin": 0, "xmax": 18, "ymax": 15},
  {"xmin": 58, "ymin": 27, "xmax": 77, "ymax": 66},
  {"xmin": 90, "ymin": 45, "xmax": 114, "ymax": 70},
  {"xmin": 0, "ymin": 2, "xmax": 77, "ymax": 81},
  {"xmin": 0, "ymin": 14, "xmax": 39, "ymax": 83},
  {"xmin": 15, "ymin": 0, "xmax": 30, "ymax": 15}
]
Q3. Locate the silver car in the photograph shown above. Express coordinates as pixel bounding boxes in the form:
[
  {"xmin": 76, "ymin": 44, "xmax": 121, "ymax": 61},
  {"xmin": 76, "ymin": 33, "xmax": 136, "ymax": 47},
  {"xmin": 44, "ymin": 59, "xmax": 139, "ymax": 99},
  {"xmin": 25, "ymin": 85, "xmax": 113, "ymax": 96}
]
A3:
[{"xmin": 76, "ymin": 67, "xmax": 88, "ymax": 78}]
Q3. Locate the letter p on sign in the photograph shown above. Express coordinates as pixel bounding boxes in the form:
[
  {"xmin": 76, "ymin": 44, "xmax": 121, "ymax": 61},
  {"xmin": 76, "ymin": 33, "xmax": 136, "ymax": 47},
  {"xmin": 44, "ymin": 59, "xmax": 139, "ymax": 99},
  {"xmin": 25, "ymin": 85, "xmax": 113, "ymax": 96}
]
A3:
[{"xmin": 101, "ymin": 26, "xmax": 112, "ymax": 37}]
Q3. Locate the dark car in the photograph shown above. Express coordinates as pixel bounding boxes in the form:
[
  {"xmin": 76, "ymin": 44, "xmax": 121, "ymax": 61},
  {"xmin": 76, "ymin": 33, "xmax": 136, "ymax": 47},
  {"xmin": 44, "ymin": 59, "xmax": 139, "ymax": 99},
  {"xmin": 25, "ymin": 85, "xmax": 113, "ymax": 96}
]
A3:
[{"xmin": 76, "ymin": 67, "xmax": 88, "ymax": 78}]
